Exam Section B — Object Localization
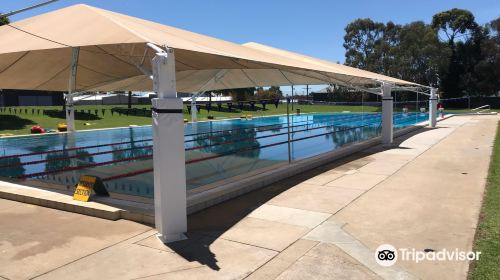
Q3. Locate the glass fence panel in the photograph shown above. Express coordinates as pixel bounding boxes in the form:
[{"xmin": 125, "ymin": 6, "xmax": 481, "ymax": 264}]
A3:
[{"xmin": 0, "ymin": 112, "xmax": 430, "ymax": 198}]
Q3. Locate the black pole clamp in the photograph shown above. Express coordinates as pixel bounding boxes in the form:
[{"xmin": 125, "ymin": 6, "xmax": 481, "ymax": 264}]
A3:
[{"xmin": 151, "ymin": 108, "xmax": 183, "ymax": 114}]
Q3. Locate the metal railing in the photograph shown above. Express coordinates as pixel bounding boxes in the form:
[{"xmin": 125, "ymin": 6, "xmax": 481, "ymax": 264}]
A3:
[{"xmin": 471, "ymin": 105, "xmax": 491, "ymax": 114}]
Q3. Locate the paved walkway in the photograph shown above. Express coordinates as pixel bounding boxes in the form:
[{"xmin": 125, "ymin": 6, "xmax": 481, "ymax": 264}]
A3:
[{"xmin": 0, "ymin": 115, "xmax": 498, "ymax": 280}]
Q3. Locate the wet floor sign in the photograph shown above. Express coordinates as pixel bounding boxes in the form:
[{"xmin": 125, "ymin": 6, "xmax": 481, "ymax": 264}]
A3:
[
  {"xmin": 73, "ymin": 175, "xmax": 96, "ymax": 202},
  {"xmin": 73, "ymin": 175, "xmax": 109, "ymax": 202}
]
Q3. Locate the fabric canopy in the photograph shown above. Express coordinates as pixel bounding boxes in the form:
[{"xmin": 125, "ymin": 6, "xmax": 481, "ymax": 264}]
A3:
[
  {"xmin": 0, "ymin": 4, "xmax": 419, "ymax": 93},
  {"xmin": 242, "ymin": 42, "xmax": 412, "ymax": 88}
]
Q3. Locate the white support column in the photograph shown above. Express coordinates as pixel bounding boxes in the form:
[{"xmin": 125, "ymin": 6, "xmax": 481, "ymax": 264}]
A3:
[
  {"xmin": 66, "ymin": 47, "xmax": 79, "ymax": 132},
  {"xmin": 151, "ymin": 48, "xmax": 187, "ymax": 243},
  {"xmin": 381, "ymin": 83, "xmax": 393, "ymax": 145},
  {"xmin": 429, "ymin": 87, "xmax": 437, "ymax": 128},
  {"xmin": 191, "ymin": 96, "xmax": 198, "ymax": 122}
]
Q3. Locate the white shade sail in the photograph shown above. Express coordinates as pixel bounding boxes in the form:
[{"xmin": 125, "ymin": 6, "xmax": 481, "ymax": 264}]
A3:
[{"xmin": 0, "ymin": 4, "xmax": 420, "ymax": 93}]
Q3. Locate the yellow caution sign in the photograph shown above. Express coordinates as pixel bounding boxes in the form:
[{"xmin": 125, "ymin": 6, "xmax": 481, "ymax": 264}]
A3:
[
  {"xmin": 73, "ymin": 175, "xmax": 96, "ymax": 202},
  {"xmin": 73, "ymin": 175, "xmax": 110, "ymax": 202}
]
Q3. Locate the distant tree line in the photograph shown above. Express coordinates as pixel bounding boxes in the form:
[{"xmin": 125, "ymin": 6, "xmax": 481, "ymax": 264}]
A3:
[
  {"xmin": 342, "ymin": 9, "xmax": 500, "ymax": 98},
  {"xmin": 211, "ymin": 86, "xmax": 283, "ymax": 102}
]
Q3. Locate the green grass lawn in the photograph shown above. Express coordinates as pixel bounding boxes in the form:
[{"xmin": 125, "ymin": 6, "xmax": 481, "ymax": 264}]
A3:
[
  {"xmin": 0, "ymin": 104, "xmax": 381, "ymax": 135},
  {"xmin": 1, "ymin": 103, "xmax": 495, "ymax": 136},
  {"xmin": 469, "ymin": 121, "xmax": 500, "ymax": 279}
]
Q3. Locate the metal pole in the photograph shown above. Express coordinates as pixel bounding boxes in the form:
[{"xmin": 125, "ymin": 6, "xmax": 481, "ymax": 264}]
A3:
[
  {"xmin": 286, "ymin": 98, "xmax": 292, "ymax": 163},
  {"xmin": 395, "ymin": 91, "xmax": 397, "ymax": 111},
  {"xmin": 191, "ymin": 96, "xmax": 197, "ymax": 122},
  {"xmin": 416, "ymin": 88, "xmax": 419, "ymax": 123},
  {"xmin": 66, "ymin": 47, "xmax": 79, "ymax": 132},
  {"xmin": 291, "ymin": 85, "xmax": 294, "ymax": 111},
  {"xmin": 128, "ymin": 91, "xmax": 132, "ymax": 109},
  {"xmin": 306, "ymin": 84, "xmax": 309, "ymax": 102},
  {"xmin": 361, "ymin": 91, "xmax": 364, "ymax": 140},
  {"xmin": 0, "ymin": 0, "xmax": 59, "ymax": 17}
]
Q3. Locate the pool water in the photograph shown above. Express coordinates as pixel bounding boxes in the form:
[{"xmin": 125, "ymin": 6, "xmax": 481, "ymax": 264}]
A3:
[{"xmin": 0, "ymin": 112, "xmax": 429, "ymax": 197}]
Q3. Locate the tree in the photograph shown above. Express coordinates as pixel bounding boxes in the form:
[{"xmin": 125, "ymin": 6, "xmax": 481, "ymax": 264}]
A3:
[
  {"xmin": 268, "ymin": 86, "xmax": 282, "ymax": 96},
  {"xmin": 375, "ymin": 21, "xmax": 401, "ymax": 76},
  {"xmin": 456, "ymin": 25, "xmax": 488, "ymax": 96},
  {"xmin": 432, "ymin": 9, "xmax": 479, "ymax": 97},
  {"xmin": 343, "ymin": 18, "xmax": 446, "ymax": 86},
  {"xmin": 392, "ymin": 21, "xmax": 447, "ymax": 86},
  {"xmin": 0, "ymin": 14, "xmax": 9, "ymax": 26},
  {"xmin": 343, "ymin": 18, "xmax": 386, "ymax": 72},
  {"xmin": 342, "ymin": 10, "xmax": 496, "ymax": 98},
  {"xmin": 474, "ymin": 18, "xmax": 500, "ymax": 96},
  {"xmin": 255, "ymin": 86, "xmax": 283, "ymax": 100},
  {"xmin": 211, "ymin": 87, "xmax": 255, "ymax": 102},
  {"xmin": 432, "ymin": 9, "xmax": 478, "ymax": 48}
]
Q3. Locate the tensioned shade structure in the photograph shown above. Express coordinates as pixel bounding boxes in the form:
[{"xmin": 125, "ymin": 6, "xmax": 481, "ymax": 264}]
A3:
[
  {"xmin": 0, "ymin": 3, "xmax": 434, "ymax": 243},
  {"xmin": 243, "ymin": 42, "xmax": 409, "ymax": 91},
  {"xmin": 0, "ymin": 4, "xmax": 419, "ymax": 93}
]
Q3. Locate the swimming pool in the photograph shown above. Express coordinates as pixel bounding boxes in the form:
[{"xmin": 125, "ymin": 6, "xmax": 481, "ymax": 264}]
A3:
[{"xmin": 0, "ymin": 112, "xmax": 428, "ymax": 197}]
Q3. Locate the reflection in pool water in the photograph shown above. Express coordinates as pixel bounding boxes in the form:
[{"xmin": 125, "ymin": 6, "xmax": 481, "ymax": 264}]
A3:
[{"xmin": 0, "ymin": 112, "xmax": 429, "ymax": 197}]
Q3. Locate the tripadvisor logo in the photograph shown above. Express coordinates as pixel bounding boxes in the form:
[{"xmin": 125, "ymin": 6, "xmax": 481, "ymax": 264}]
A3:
[
  {"xmin": 375, "ymin": 244, "xmax": 481, "ymax": 267},
  {"xmin": 375, "ymin": 244, "xmax": 397, "ymax": 267}
]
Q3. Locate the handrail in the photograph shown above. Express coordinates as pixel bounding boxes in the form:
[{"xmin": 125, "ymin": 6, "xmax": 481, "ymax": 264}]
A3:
[{"xmin": 472, "ymin": 105, "xmax": 490, "ymax": 111}]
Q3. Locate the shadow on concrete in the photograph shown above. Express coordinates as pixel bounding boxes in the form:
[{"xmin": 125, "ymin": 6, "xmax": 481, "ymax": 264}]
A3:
[{"xmin": 161, "ymin": 126, "xmax": 438, "ymax": 271}]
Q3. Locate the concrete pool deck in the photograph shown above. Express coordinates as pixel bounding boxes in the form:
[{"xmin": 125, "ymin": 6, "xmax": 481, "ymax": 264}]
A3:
[{"xmin": 0, "ymin": 114, "xmax": 498, "ymax": 279}]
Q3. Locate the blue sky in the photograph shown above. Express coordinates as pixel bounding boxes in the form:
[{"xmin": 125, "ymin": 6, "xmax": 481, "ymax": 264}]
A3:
[{"xmin": 3, "ymin": 0, "xmax": 499, "ymax": 94}]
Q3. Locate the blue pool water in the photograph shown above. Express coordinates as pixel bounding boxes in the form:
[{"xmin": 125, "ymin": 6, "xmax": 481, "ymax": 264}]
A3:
[{"xmin": 0, "ymin": 112, "xmax": 429, "ymax": 196}]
